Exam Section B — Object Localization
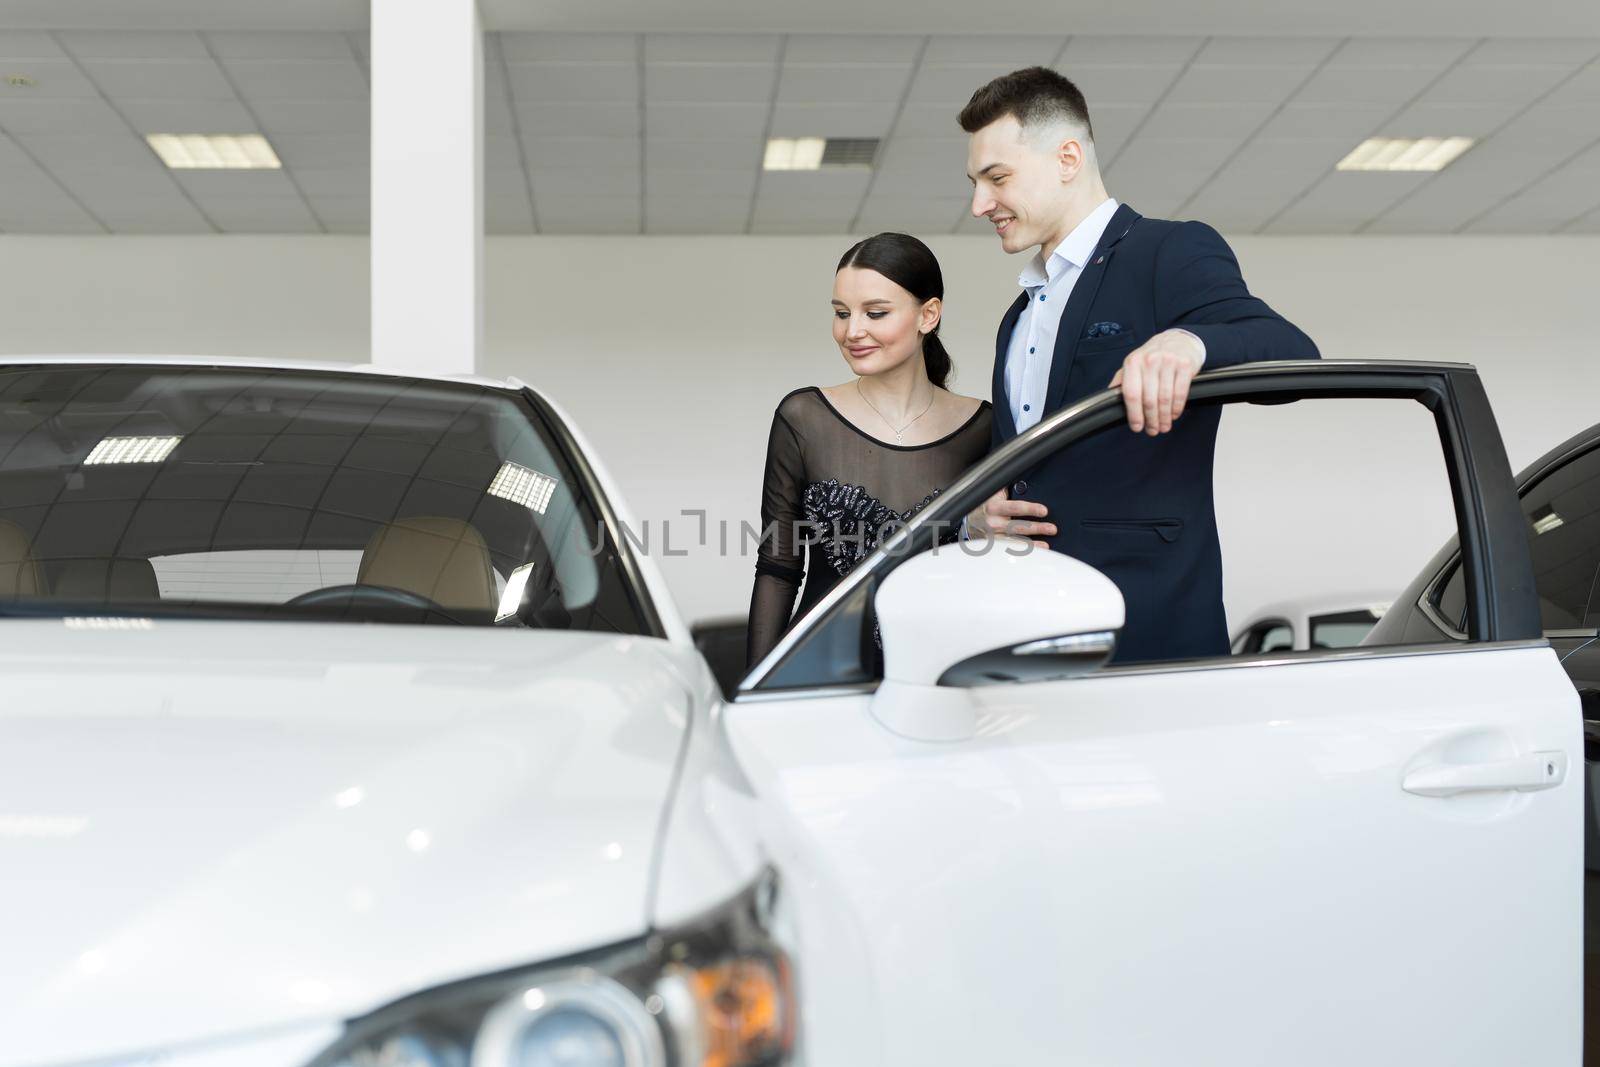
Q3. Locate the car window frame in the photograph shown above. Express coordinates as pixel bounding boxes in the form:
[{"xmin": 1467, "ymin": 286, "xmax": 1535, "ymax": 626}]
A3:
[
  {"xmin": 1233, "ymin": 617, "xmax": 1293, "ymax": 655},
  {"xmin": 738, "ymin": 360, "xmax": 1543, "ymax": 699}
]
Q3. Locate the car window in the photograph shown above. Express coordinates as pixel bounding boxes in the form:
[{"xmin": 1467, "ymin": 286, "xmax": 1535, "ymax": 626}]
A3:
[
  {"xmin": 0, "ymin": 365, "xmax": 649, "ymax": 632},
  {"xmin": 1521, "ymin": 444, "xmax": 1600, "ymax": 631},
  {"xmin": 1234, "ymin": 619, "xmax": 1292, "ymax": 654},
  {"xmin": 1309, "ymin": 609, "xmax": 1381, "ymax": 649},
  {"xmin": 1434, "ymin": 441, "xmax": 1600, "ymax": 635}
]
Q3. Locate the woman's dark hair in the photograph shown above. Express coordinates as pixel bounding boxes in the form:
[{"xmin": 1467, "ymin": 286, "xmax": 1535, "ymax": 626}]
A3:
[{"xmin": 835, "ymin": 232, "xmax": 952, "ymax": 389}]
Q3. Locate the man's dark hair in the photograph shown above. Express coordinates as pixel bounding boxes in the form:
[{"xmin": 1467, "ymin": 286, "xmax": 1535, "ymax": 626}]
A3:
[{"xmin": 957, "ymin": 66, "xmax": 1094, "ymax": 141}]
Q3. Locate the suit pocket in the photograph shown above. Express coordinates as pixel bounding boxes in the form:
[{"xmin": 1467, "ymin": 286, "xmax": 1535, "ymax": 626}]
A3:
[
  {"xmin": 1080, "ymin": 518, "xmax": 1183, "ymax": 544},
  {"xmin": 1070, "ymin": 336, "xmax": 1139, "ymax": 391}
]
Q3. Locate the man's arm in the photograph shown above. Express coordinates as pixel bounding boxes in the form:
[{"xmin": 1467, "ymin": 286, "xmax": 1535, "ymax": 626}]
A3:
[
  {"xmin": 1152, "ymin": 220, "xmax": 1319, "ymax": 368},
  {"xmin": 1113, "ymin": 220, "xmax": 1319, "ymax": 434}
]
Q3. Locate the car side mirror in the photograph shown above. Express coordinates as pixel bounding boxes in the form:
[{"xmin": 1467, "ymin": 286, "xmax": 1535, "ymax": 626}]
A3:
[{"xmin": 870, "ymin": 543, "xmax": 1124, "ymax": 742}]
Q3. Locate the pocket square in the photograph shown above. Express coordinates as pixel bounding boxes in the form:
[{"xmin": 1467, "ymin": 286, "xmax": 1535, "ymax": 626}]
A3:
[{"xmin": 1084, "ymin": 321, "xmax": 1124, "ymax": 340}]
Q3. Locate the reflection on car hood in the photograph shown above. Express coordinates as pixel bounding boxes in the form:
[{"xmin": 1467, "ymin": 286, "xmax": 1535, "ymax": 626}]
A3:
[{"xmin": 0, "ymin": 621, "xmax": 693, "ymax": 1067}]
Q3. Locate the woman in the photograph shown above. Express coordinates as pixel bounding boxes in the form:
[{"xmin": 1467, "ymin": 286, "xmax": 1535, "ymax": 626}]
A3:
[{"xmin": 746, "ymin": 233, "xmax": 992, "ymax": 668}]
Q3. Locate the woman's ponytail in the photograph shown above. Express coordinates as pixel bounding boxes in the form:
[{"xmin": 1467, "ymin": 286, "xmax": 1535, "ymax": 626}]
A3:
[{"xmin": 921, "ymin": 328, "xmax": 952, "ymax": 389}]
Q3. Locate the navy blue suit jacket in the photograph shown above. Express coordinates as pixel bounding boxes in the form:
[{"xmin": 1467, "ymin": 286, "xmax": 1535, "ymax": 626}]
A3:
[{"xmin": 991, "ymin": 204, "xmax": 1319, "ymax": 663}]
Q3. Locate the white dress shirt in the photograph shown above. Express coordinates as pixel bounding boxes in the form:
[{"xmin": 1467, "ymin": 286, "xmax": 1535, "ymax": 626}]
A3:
[{"xmin": 1003, "ymin": 197, "xmax": 1203, "ymax": 433}]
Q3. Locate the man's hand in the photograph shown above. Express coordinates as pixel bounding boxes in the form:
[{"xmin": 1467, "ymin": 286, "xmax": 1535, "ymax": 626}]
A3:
[
  {"xmin": 968, "ymin": 488, "xmax": 1056, "ymax": 549},
  {"xmin": 1108, "ymin": 329, "xmax": 1205, "ymax": 436}
]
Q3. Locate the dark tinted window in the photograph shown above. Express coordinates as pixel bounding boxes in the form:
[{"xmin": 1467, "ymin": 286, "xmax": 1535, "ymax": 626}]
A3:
[
  {"xmin": 1522, "ymin": 443, "xmax": 1600, "ymax": 631},
  {"xmin": 1434, "ymin": 441, "xmax": 1600, "ymax": 634},
  {"xmin": 0, "ymin": 365, "xmax": 650, "ymax": 633}
]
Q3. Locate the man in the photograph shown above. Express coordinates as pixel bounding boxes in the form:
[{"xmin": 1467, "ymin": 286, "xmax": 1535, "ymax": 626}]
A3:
[{"xmin": 961, "ymin": 67, "xmax": 1319, "ymax": 664}]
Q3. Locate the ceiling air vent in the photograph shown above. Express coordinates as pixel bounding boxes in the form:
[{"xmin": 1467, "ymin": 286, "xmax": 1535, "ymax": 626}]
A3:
[
  {"xmin": 821, "ymin": 137, "xmax": 880, "ymax": 168},
  {"xmin": 764, "ymin": 137, "xmax": 880, "ymax": 171}
]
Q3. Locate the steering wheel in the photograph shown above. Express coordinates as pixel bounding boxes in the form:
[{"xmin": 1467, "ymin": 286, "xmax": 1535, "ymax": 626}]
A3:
[{"xmin": 283, "ymin": 583, "xmax": 463, "ymax": 624}]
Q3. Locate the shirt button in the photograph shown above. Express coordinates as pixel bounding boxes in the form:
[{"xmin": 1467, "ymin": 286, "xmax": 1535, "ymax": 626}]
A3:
[
  {"xmin": 1029, "ymin": 347, "xmax": 1035, "ymax": 354},
  {"xmin": 1022, "ymin": 404, "xmax": 1031, "ymax": 412},
  {"xmin": 1012, "ymin": 480, "xmax": 1028, "ymax": 495},
  {"xmin": 1038, "ymin": 294, "xmax": 1047, "ymax": 302}
]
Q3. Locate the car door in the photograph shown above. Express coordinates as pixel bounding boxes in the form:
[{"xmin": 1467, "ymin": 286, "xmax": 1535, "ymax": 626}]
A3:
[{"xmin": 724, "ymin": 361, "xmax": 1581, "ymax": 1066}]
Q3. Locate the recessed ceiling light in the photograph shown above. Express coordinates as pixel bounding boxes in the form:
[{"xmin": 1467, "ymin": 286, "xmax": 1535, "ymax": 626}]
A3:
[
  {"xmin": 487, "ymin": 461, "xmax": 558, "ymax": 514},
  {"xmin": 764, "ymin": 137, "xmax": 826, "ymax": 171},
  {"xmin": 83, "ymin": 435, "xmax": 182, "ymax": 465},
  {"xmin": 1336, "ymin": 137, "xmax": 1474, "ymax": 172},
  {"xmin": 1531, "ymin": 505, "xmax": 1564, "ymax": 536},
  {"xmin": 763, "ymin": 137, "xmax": 881, "ymax": 172},
  {"xmin": 145, "ymin": 133, "xmax": 282, "ymax": 170},
  {"xmin": 5, "ymin": 74, "xmax": 36, "ymax": 88}
]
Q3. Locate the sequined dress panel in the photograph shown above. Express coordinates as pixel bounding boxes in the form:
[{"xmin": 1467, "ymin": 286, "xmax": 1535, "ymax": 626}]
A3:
[{"xmin": 746, "ymin": 386, "xmax": 992, "ymax": 667}]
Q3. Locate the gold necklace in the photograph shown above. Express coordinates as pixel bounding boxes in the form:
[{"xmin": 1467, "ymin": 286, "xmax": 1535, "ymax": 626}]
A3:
[{"xmin": 856, "ymin": 379, "xmax": 935, "ymax": 444}]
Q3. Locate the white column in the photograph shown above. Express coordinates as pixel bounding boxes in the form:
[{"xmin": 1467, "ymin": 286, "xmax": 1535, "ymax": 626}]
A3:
[{"xmin": 371, "ymin": 0, "xmax": 483, "ymax": 374}]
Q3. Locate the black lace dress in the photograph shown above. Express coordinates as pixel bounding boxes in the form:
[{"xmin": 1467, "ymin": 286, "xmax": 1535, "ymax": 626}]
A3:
[{"xmin": 747, "ymin": 386, "xmax": 993, "ymax": 667}]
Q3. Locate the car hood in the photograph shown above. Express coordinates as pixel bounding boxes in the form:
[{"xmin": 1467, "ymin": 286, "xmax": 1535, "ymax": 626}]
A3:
[{"xmin": 0, "ymin": 620, "xmax": 695, "ymax": 1067}]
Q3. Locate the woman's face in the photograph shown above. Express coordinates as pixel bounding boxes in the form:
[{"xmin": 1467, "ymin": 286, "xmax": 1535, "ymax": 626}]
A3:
[{"xmin": 831, "ymin": 267, "xmax": 938, "ymax": 378}]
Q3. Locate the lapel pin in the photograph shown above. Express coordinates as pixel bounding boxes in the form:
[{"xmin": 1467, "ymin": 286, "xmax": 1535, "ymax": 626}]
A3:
[{"xmin": 1095, "ymin": 255, "xmax": 1105, "ymax": 264}]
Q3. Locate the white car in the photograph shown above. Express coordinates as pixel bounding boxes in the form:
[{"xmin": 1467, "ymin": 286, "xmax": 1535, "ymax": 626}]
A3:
[
  {"xmin": 0, "ymin": 356, "xmax": 1583, "ymax": 1067},
  {"xmin": 1230, "ymin": 593, "xmax": 1392, "ymax": 654}
]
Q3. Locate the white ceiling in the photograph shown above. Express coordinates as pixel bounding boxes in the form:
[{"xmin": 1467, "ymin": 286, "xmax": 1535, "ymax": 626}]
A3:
[{"xmin": 1, "ymin": 29, "xmax": 1598, "ymax": 236}]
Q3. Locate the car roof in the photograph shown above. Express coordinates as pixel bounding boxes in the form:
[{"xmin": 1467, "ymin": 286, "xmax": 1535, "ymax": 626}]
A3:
[{"xmin": 0, "ymin": 353, "xmax": 529, "ymax": 395}]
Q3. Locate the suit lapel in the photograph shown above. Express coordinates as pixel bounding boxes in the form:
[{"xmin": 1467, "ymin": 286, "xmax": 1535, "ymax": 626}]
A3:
[
  {"xmin": 992, "ymin": 291, "xmax": 1028, "ymax": 441},
  {"xmin": 1042, "ymin": 204, "xmax": 1141, "ymax": 417}
]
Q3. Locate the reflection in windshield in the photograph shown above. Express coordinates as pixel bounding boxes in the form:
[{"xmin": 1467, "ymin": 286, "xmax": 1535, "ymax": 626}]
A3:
[{"xmin": 0, "ymin": 365, "xmax": 647, "ymax": 633}]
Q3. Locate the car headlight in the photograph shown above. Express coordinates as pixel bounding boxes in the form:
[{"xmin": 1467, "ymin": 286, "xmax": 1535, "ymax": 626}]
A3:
[{"xmin": 307, "ymin": 869, "xmax": 794, "ymax": 1067}]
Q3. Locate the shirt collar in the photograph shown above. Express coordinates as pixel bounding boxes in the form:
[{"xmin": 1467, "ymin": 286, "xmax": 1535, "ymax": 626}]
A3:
[{"xmin": 1018, "ymin": 197, "xmax": 1119, "ymax": 290}]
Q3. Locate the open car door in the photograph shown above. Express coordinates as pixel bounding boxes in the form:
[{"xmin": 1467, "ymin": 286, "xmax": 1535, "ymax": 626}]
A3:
[{"xmin": 725, "ymin": 361, "xmax": 1581, "ymax": 1065}]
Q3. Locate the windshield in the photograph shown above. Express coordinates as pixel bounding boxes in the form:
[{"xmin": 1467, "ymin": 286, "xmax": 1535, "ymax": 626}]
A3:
[{"xmin": 0, "ymin": 364, "xmax": 651, "ymax": 632}]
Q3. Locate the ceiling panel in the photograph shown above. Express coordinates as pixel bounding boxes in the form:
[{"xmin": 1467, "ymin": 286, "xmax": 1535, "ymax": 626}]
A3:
[
  {"xmin": 221, "ymin": 57, "xmax": 368, "ymax": 100},
  {"xmin": 646, "ymin": 61, "xmax": 774, "ymax": 103},
  {"xmin": 768, "ymin": 101, "xmax": 897, "ymax": 137},
  {"xmin": 776, "ymin": 62, "xmax": 912, "ymax": 104},
  {"xmin": 506, "ymin": 60, "xmax": 637, "ymax": 104},
  {"xmin": 536, "ymin": 196, "xmax": 640, "ymax": 233},
  {"xmin": 646, "ymin": 138, "xmax": 757, "ymax": 170},
  {"xmin": 514, "ymin": 102, "xmax": 639, "ymax": 137},
  {"xmin": 88, "ymin": 195, "xmax": 210, "ymax": 233},
  {"xmin": 646, "ymin": 101, "xmax": 765, "ymax": 138},
  {"xmin": 116, "ymin": 97, "xmax": 254, "ymax": 131},
  {"xmin": 250, "ymin": 98, "xmax": 367, "ymax": 133},
  {"xmin": 57, "ymin": 31, "xmax": 207, "ymax": 59},
  {"xmin": 786, "ymin": 35, "xmax": 922, "ymax": 65},
  {"xmin": 0, "ymin": 29, "xmax": 1594, "ymax": 236},
  {"xmin": 75, "ymin": 58, "xmax": 234, "ymax": 99},
  {"xmin": 0, "ymin": 96, "xmax": 124, "ymax": 133},
  {"xmin": 1264, "ymin": 171, "xmax": 1431, "ymax": 232},
  {"xmin": 523, "ymin": 135, "xmax": 640, "ymax": 170},
  {"xmin": 191, "ymin": 196, "xmax": 318, "ymax": 232},
  {"xmin": 648, "ymin": 169, "xmax": 754, "ymax": 197},
  {"xmin": 205, "ymin": 32, "xmax": 356, "ymax": 60},
  {"xmin": 0, "ymin": 58, "xmax": 104, "ymax": 97}
]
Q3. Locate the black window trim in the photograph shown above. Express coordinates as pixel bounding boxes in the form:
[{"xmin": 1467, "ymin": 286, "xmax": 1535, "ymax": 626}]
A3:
[{"xmin": 740, "ymin": 359, "xmax": 1542, "ymax": 697}]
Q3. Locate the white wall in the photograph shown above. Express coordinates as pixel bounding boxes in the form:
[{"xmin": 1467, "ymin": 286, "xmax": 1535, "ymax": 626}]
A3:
[{"xmin": 2, "ymin": 231, "xmax": 1596, "ymax": 632}]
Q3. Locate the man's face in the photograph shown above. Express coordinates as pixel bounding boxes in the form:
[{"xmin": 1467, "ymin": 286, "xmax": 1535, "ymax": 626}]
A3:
[{"xmin": 966, "ymin": 114, "xmax": 1068, "ymax": 255}]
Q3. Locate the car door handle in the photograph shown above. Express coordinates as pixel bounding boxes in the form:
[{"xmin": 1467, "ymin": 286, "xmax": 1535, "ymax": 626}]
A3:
[{"xmin": 1402, "ymin": 751, "xmax": 1568, "ymax": 797}]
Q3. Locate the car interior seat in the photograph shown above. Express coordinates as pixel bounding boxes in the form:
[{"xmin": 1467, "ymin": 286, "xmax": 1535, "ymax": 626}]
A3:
[
  {"xmin": 0, "ymin": 519, "xmax": 46, "ymax": 598},
  {"xmin": 358, "ymin": 516, "xmax": 498, "ymax": 613},
  {"xmin": 52, "ymin": 558, "xmax": 160, "ymax": 604}
]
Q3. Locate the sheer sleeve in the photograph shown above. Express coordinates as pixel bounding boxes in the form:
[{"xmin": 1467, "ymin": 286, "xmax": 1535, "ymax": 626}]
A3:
[{"xmin": 747, "ymin": 409, "xmax": 806, "ymax": 667}]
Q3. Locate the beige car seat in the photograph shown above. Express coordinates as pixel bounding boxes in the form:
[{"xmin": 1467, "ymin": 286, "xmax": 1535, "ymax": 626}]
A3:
[
  {"xmin": 0, "ymin": 519, "xmax": 45, "ymax": 598},
  {"xmin": 358, "ymin": 516, "xmax": 497, "ymax": 613}
]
